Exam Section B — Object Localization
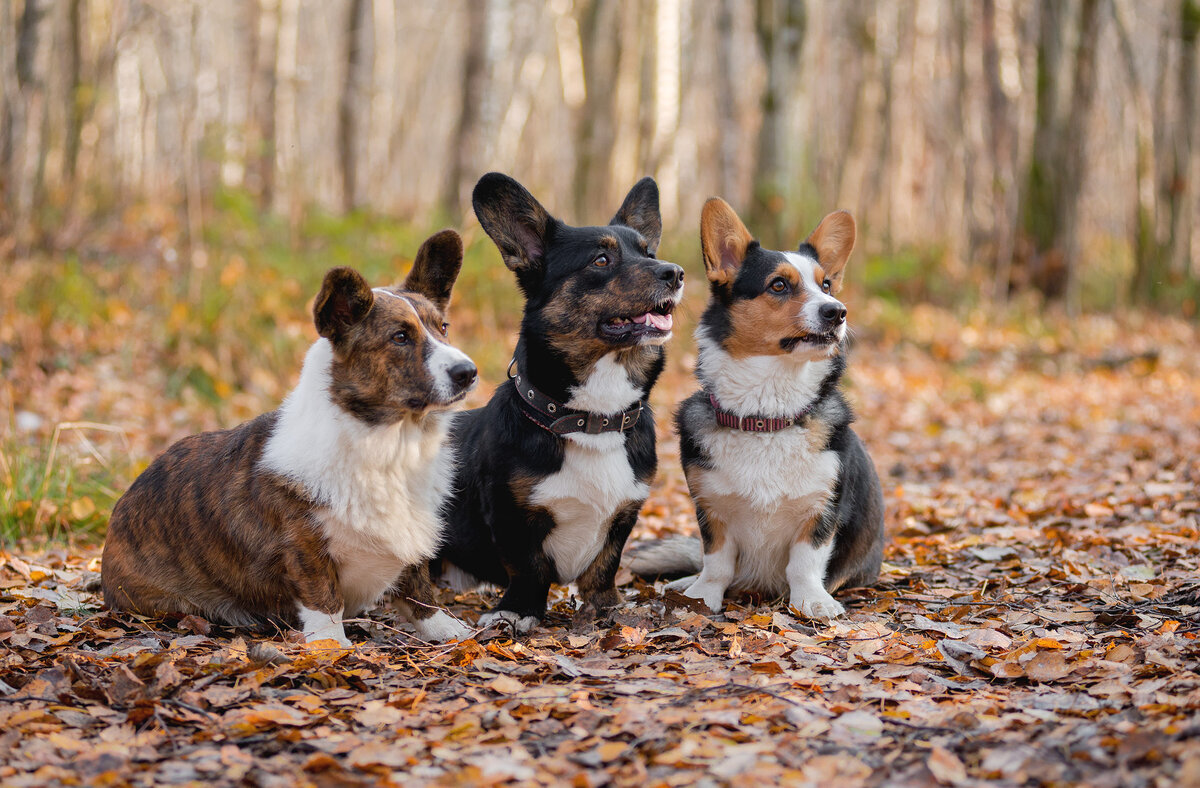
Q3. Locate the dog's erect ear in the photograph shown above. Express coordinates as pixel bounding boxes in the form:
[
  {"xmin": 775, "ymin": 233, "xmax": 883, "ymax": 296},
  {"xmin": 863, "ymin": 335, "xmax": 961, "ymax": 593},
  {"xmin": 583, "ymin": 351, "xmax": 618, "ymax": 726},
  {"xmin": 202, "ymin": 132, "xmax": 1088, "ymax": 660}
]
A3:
[
  {"xmin": 700, "ymin": 197, "xmax": 754, "ymax": 286},
  {"xmin": 610, "ymin": 177, "xmax": 662, "ymax": 254},
  {"xmin": 314, "ymin": 267, "xmax": 374, "ymax": 341},
  {"xmin": 404, "ymin": 229, "xmax": 463, "ymax": 311},
  {"xmin": 472, "ymin": 173, "xmax": 553, "ymax": 273},
  {"xmin": 804, "ymin": 211, "xmax": 856, "ymax": 294}
]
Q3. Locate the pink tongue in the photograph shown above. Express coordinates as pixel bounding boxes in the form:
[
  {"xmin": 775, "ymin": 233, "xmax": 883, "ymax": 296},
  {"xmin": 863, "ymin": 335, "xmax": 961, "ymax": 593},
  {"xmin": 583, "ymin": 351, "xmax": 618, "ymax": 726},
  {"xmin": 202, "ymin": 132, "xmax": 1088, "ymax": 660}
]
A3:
[{"xmin": 644, "ymin": 312, "xmax": 673, "ymax": 331}]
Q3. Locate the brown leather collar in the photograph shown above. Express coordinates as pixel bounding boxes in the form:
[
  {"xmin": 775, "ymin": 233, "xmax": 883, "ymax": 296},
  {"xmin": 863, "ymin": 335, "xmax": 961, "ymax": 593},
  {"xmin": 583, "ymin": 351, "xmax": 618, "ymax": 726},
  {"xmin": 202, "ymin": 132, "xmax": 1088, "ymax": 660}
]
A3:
[
  {"xmin": 510, "ymin": 362, "xmax": 644, "ymax": 436},
  {"xmin": 708, "ymin": 393, "xmax": 812, "ymax": 432}
]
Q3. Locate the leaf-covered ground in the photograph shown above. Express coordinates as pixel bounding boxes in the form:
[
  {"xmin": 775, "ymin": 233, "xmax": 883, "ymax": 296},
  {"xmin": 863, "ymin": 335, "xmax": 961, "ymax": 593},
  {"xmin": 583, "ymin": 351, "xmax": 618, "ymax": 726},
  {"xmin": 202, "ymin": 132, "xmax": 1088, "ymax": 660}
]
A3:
[{"xmin": 2, "ymin": 310, "xmax": 1199, "ymax": 786}]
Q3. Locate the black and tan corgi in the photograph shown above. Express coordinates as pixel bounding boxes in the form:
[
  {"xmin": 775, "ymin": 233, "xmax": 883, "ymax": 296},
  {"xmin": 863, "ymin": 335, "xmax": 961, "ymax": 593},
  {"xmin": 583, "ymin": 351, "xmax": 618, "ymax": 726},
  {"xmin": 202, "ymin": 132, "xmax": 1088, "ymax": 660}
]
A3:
[
  {"xmin": 102, "ymin": 231, "xmax": 478, "ymax": 645},
  {"xmin": 430, "ymin": 173, "xmax": 685, "ymax": 633},
  {"xmin": 628, "ymin": 198, "xmax": 884, "ymax": 617}
]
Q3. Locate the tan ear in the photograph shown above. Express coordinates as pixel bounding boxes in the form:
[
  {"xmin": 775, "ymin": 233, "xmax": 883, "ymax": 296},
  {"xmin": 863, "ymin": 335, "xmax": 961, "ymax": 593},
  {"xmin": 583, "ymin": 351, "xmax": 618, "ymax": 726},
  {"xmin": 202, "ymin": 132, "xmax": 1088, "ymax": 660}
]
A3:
[
  {"xmin": 700, "ymin": 198, "xmax": 754, "ymax": 286},
  {"xmin": 805, "ymin": 211, "xmax": 856, "ymax": 291}
]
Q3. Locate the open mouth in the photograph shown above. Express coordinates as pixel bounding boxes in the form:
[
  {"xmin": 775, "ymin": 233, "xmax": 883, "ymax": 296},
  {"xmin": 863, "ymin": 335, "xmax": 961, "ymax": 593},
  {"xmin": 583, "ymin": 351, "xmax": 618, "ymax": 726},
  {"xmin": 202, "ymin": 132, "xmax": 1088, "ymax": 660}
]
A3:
[
  {"xmin": 781, "ymin": 330, "xmax": 840, "ymax": 351},
  {"xmin": 599, "ymin": 300, "xmax": 676, "ymax": 342}
]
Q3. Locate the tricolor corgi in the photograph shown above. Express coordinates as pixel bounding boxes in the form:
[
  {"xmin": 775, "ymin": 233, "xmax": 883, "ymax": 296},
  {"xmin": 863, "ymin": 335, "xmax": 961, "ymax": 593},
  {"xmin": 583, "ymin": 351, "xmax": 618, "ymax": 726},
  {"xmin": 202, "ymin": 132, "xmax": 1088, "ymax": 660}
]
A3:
[
  {"xmin": 102, "ymin": 231, "xmax": 477, "ymax": 645},
  {"xmin": 429, "ymin": 173, "xmax": 685, "ymax": 633},
  {"xmin": 627, "ymin": 199, "xmax": 884, "ymax": 617}
]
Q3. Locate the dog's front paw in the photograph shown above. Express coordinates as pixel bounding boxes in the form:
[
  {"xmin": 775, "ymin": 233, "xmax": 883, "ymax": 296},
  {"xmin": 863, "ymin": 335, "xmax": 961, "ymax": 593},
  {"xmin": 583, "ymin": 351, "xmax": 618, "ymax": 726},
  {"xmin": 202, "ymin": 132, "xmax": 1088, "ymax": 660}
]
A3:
[
  {"xmin": 413, "ymin": 609, "xmax": 472, "ymax": 642},
  {"xmin": 663, "ymin": 574, "xmax": 699, "ymax": 593},
  {"xmin": 682, "ymin": 580, "xmax": 726, "ymax": 613},
  {"xmin": 478, "ymin": 609, "xmax": 540, "ymax": 634},
  {"xmin": 789, "ymin": 589, "xmax": 845, "ymax": 620}
]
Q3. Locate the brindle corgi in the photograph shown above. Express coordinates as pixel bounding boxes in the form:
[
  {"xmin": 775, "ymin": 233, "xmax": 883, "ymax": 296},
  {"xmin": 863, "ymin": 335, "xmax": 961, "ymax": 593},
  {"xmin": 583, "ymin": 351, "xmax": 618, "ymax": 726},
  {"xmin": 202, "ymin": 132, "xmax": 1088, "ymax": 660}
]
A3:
[
  {"xmin": 102, "ymin": 231, "xmax": 478, "ymax": 645},
  {"xmin": 628, "ymin": 199, "xmax": 884, "ymax": 617}
]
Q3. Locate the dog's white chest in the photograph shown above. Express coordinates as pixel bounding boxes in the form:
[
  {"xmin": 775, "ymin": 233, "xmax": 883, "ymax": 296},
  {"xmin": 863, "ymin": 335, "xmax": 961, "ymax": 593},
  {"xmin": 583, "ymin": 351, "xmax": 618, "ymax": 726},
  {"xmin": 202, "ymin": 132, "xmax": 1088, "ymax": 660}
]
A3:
[
  {"xmin": 533, "ymin": 432, "xmax": 647, "ymax": 583},
  {"xmin": 694, "ymin": 427, "xmax": 840, "ymax": 594},
  {"xmin": 533, "ymin": 355, "xmax": 648, "ymax": 583}
]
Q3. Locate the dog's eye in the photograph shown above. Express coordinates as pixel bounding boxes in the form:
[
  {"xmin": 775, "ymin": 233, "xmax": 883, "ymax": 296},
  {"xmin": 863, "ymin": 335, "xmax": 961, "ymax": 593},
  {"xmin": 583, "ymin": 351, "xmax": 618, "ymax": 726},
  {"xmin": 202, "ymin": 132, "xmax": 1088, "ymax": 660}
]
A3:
[
  {"xmin": 593, "ymin": 254, "xmax": 610, "ymax": 268},
  {"xmin": 440, "ymin": 322, "xmax": 449, "ymax": 336},
  {"xmin": 769, "ymin": 277, "xmax": 789, "ymax": 294},
  {"xmin": 391, "ymin": 331, "xmax": 409, "ymax": 346},
  {"xmin": 821, "ymin": 279, "xmax": 832, "ymax": 293}
]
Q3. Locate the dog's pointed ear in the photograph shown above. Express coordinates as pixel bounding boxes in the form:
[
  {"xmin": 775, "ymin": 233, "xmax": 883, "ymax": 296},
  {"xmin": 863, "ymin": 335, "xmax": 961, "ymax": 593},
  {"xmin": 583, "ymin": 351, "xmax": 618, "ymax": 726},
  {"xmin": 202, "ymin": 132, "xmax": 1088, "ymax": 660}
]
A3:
[
  {"xmin": 315, "ymin": 267, "xmax": 374, "ymax": 341},
  {"xmin": 700, "ymin": 197, "xmax": 754, "ymax": 286},
  {"xmin": 472, "ymin": 173, "xmax": 553, "ymax": 273},
  {"xmin": 610, "ymin": 176, "xmax": 662, "ymax": 254},
  {"xmin": 404, "ymin": 229, "xmax": 463, "ymax": 311},
  {"xmin": 804, "ymin": 210, "xmax": 856, "ymax": 293}
]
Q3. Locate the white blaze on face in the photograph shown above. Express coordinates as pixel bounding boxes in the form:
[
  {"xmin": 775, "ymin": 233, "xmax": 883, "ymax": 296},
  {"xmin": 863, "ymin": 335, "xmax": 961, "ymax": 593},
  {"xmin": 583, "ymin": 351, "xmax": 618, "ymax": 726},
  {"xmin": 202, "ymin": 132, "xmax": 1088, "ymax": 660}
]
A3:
[
  {"xmin": 782, "ymin": 252, "xmax": 847, "ymax": 341},
  {"xmin": 373, "ymin": 288, "xmax": 474, "ymax": 403}
]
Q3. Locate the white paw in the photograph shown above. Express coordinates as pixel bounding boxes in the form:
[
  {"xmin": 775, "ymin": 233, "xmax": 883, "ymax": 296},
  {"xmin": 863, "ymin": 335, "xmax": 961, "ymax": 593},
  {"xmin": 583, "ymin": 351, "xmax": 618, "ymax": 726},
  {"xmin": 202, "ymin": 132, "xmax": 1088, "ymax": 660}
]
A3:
[
  {"xmin": 412, "ymin": 609, "xmax": 472, "ymax": 642},
  {"xmin": 682, "ymin": 580, "xmax": 727, "ymax": 613},
  {"xmin": 305, "ymin": 629, "xmax": 352, "ymax": 648},
  {"xmin": 663, "ymin": 574, "xmax": 699, "ymax": 593},
  {"xmin": 478, "ymin": 610, "xmax": 540, "ymax": 634},
  {"xmin": 789, "ymin": 589, "xmax": 845, "ymax": 620}
]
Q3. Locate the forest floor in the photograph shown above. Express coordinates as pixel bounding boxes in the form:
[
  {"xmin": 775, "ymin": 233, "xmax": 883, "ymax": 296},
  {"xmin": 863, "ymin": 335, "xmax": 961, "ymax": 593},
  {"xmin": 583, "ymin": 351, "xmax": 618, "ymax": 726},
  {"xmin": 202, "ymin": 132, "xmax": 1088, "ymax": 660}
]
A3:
[{"xmin": 2, "ymin": 242, "xmax": 1199, "ymax": 785}]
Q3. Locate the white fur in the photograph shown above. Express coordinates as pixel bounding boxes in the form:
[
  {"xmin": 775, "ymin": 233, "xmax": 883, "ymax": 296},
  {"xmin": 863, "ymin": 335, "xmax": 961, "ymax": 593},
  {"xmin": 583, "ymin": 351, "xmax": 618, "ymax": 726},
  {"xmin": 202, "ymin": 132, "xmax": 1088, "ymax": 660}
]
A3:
[
  {"xmin": 261, "ymin": 339, "xmax": 455, "ymax": 619},
  {"xmin": 533, "ymin": 354, "xmax": 648, "ymax": 583},
  {"xmin": 682, "ymin": 538, "xmax": 736, "ymax": 612},
  {"xmin": 696, "ymin": 328, "xmax": 834, "ymax": 418},
  {"xmin": 412, "ymin": 609, "xmax": 473, "ymax": 642},
  {"xmin": 786, "ymin": 540, "xmax": 843, "ymax": 618},
  {"xmin": 479, "ymin": 610, "xmax": 540, "ymax": 634},
  {"xmin": 299, "ymin": 605, "xmax": 351, "ymax": 647},
  {"xmin": 783, "ymin": 251, "xmax": 849, "ymax": 341}
]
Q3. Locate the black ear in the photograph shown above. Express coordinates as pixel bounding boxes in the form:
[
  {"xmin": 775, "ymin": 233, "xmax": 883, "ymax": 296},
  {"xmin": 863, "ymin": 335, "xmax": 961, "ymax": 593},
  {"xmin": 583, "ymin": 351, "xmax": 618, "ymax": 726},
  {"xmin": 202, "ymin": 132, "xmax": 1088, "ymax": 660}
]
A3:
[
  {"xmin": 314, "ymin": 267, "xmax": 374, "ymax": 341},
  {"xmin": 610, "ymin": 176, "xmax": 662, "ymax": 254},
  {"xmin": 404, "ymin": 229, "xmax": 463, "ymax": 311},
  {"xmin": 472, "ymin": 173, "xmax": 553, "ymax": 273}
]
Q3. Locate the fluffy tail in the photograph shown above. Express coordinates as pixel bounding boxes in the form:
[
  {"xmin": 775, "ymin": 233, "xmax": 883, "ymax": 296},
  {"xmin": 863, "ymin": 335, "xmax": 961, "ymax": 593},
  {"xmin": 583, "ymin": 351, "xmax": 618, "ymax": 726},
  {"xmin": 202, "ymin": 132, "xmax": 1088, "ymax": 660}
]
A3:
[{"xmin": 624, "ymin": 536, "xmax": 704, "ymax": 578}]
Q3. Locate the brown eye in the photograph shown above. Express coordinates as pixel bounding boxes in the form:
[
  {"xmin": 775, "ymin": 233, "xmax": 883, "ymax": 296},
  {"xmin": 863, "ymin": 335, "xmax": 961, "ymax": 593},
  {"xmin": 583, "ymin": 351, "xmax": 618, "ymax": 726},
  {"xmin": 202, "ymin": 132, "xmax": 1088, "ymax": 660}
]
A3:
[
  {"xmin": 822, "ymin": 279, "xmax": 832, "ymax": 293},
  {"xmin": 391, "ymin": 331, "xmax": 409, "ymax": 346},
  {"xmin": 769, "ymin": 277, "xmax": 789, "ymax": 294},
  {"xmin": 440, "ymin": 322, "xmax": 449, "ymax": 336},
  {"xmin": 593, "ymin": 254, "xmax": 610, "ymax": 268}
]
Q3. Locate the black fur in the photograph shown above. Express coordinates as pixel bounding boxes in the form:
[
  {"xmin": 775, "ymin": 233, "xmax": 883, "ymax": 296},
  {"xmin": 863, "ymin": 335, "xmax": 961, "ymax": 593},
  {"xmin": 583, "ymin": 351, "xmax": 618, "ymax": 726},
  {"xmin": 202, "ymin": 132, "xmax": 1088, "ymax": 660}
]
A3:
[{"xmin": 434, "ymin": 173, "xmax": 682, "ymax": 626}]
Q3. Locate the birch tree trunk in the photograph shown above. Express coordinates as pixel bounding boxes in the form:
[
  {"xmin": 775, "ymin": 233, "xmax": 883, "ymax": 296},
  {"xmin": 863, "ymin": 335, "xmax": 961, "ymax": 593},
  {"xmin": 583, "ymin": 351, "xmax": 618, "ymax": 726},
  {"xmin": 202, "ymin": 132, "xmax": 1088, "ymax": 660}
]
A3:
[{"xmin": 752, "ymin": 0, "xmax": 805, "ymax": 247}]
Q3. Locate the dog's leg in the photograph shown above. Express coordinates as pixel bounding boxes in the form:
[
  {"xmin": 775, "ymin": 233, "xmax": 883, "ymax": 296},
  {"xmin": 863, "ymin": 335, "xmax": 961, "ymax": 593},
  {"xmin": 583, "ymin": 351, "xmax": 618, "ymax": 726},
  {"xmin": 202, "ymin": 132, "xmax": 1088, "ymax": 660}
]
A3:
[
  {"xmin": 786, "ymin": 537, "xmax": 845, "ymax": 619},
  {"xmin": 575, "ymin": 501, "xmax": 639, "ymax": 620},
  {"xmin": 392, "ymin": 563, "xmax": 471, "ymax": 643},
  {"xmin": 682, "ymin": 537, "xmax": 736, "ymax": 613},
  {"xmin": 287, "ymin": 546, "xmax": 351, "ymax": 646},
  {"xmin": 478, "ymin": 571, "xmax": 550, "ymax": 634}
]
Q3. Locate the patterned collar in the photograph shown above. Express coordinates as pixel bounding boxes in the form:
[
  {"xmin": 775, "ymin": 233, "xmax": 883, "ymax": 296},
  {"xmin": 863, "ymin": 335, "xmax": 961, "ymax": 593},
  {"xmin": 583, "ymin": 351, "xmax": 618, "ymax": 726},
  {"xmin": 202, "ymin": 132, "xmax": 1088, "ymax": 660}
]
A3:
[
  {"xmin": 707, "ymin": 392, "xmax": 813, "ymax": 432},
  {"xmin": 510, "ymin": 361, "xmax": 645, "ymax": 436}
]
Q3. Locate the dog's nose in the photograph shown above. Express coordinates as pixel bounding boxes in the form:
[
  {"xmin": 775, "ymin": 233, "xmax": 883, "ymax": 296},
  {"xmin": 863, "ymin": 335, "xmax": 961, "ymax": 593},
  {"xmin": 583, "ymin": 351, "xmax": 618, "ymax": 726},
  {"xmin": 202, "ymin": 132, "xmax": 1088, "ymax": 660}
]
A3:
[
  {"xmin": 449, "ymin": 361, "xmax": 477, "ymax": 390},
  {"xmin": 819, "ymin": 302, "xmax": 847, "ymax": 325},
  {"xmin": 656, "ymin": 263, "xmax": 684, "ymax": 288}
]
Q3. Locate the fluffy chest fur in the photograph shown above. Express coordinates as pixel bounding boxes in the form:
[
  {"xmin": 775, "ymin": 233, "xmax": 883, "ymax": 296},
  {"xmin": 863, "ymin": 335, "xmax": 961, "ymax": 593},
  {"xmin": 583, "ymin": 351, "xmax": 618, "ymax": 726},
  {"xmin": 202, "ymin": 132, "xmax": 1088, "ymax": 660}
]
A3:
[
  {"xmin": 533, "ymin": 355, "xmax": 649, "ymax": 583},
  {"xmin": 260, "ymin": 340, "xmax": 454, "ymax": 614}
]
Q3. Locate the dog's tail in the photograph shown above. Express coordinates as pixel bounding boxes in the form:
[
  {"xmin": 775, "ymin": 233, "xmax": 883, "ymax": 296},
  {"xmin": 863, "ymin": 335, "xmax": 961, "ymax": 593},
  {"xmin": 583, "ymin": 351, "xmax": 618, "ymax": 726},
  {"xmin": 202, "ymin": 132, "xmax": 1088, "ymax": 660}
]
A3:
[{"xmin": 624, "ymin": 536, "xmax": 704, "ymax": 578}]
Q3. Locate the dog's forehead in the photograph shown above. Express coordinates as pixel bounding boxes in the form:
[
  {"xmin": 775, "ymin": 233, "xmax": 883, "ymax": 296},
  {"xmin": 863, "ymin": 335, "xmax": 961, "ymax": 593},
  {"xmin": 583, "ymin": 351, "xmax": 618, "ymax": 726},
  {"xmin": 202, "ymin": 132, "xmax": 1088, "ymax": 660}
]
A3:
[
  {"xmin": 370, "ymin": 287, "xmax": 443, "ymax": 327},
  {"xmin": 733, "ymin": 247, "xmax": 797, "ymax": 292}
]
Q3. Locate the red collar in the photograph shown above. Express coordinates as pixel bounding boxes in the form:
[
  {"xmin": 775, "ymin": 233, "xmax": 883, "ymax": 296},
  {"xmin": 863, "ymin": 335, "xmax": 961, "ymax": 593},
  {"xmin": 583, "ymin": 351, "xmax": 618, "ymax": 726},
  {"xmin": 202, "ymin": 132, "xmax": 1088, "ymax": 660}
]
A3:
[{"xmin": 708, "ymin": 393, "xmax": 812, "ymax": 432}]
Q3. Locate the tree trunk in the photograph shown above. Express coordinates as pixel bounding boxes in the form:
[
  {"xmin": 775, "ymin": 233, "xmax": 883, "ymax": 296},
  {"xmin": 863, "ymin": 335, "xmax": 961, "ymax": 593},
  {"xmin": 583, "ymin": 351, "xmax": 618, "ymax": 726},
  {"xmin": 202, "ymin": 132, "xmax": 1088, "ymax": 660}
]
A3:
[
  {"xmin": 13, "ymin": 0, "xmax": 53, "ymax": 250},
  {"xmin": 571, "ymin": 0, "xmax": 619, "ymax": 220},
  {"xmin": 445, "ymin": 0, "xmax": 487, "ymax": 221},
  {"xmin": 752, "ymin": 0, "xmax": 806, "ymax": 247},
  {"xmin": 339, "ymin": 0, "xmax": 368, "ymax": 214},
  {"xmin": 1168, "ymin": 0, "xmax": 1199, "ymax": 285},
  {"xmin": 982, "ymin": 0, "xmax": 1017, "ymax": 305}
]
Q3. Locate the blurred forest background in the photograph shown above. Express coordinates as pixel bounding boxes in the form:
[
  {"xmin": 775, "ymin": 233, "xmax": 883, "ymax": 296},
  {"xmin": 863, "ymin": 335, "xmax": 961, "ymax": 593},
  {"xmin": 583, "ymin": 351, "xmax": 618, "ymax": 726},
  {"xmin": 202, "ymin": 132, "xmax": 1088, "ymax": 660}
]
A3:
[
  {"xmin": 2, "ymin": 0, "xmax": 1198, "ymax": 309},
  {"xmin": 2, "ymin": 0, "xmax": 1200, "ymax": 541}
]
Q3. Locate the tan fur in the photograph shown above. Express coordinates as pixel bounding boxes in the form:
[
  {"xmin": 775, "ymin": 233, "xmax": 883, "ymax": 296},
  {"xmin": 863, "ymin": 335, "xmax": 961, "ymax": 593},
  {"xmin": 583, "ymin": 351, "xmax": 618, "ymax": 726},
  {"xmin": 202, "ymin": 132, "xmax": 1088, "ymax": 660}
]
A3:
[
  {"xmin": 701, "ymin": 197, "xmax": 754, "ymax": 285},
  {"xmin": 721, "ymin": 264, "xmax": 810, "ymax": 359}
]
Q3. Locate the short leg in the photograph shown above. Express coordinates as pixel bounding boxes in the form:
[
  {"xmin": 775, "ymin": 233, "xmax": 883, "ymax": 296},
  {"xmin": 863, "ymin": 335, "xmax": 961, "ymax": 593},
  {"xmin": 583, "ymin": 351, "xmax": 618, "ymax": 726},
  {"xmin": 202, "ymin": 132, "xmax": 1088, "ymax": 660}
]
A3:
[
  {"xmin": 478, "ymin": 571, "xmax": 551, "ymax": 634},
  {"xmin": 575, "ymin": 501, "xmax": 640, "ymax": 619},
  {"xmin": 682, "ymin": 537, "xmax": 736, "ymax": 613},
  {"xmin": 663, "ymin": 573, "xmax": 699, "ymax": 593},
  {"xmin": 298, "ymin": 605, "xmax": 351, "ymax": 647},
  {"xmin": 787, "ymin": 539, "xmax": 844, "ymax": 619},
  {"xmin": 392, "ymin": 563, "xmax": 471, "ymax": 642}
]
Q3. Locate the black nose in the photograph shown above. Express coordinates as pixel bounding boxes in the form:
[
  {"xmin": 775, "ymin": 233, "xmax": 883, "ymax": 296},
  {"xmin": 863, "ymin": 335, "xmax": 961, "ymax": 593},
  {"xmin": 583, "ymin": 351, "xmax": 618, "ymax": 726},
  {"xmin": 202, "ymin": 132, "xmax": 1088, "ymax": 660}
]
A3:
[
  {"xmin": 656, "ymin": 263, "xmax": 684, "ymax": 288},
  {"xmin": 819, "ymin": 302, "xmax": 847, "ymax": 325},
  {"xmin": 449, "ymin": 361, "xmax": 477, "ymax": 390}
]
